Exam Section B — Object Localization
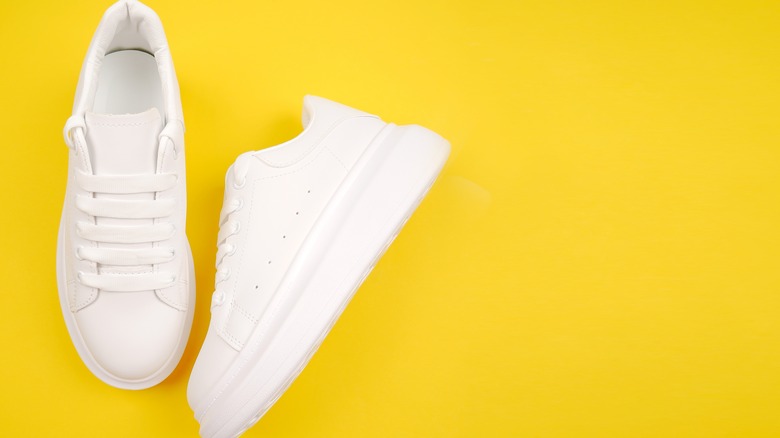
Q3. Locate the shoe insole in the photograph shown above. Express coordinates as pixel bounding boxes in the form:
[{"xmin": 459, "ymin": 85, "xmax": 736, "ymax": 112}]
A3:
[{"xmin": 93, "ymin": 49, "xmax": 164, "ymax": 116}]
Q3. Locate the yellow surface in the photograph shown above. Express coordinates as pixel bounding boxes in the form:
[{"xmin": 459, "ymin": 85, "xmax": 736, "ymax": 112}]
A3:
[{"xmin": 1, "ymin": 0, "xmax": 779, "ymax": 436}]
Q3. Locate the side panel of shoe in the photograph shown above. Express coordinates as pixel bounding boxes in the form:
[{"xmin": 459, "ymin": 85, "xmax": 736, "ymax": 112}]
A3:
[
  {"xmin": 218, "ymin": 118, "xmax": 388, "ymax": 351},
  {"xmin": 188, "ymin": 96, "xmax": 450, "ymax": 437},
  {"xmin": 188, "ymin": 99, "xmax": 386, "ymax": 407},
  {"xmin": 207, "ymin": 123, "xmax": 449, "ymax": 438}
]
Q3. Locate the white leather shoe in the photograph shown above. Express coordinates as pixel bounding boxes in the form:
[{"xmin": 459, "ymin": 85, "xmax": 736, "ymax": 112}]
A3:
[
  {"xmin": 187, "ymin": 96, "xmax": 450, "ymax": 436},
  {"xmin": 57, "ymin": 0, "xmax": 194, "ymax": 389}
]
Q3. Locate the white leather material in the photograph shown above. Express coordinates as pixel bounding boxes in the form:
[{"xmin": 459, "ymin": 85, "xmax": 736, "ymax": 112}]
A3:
[
  {"xmin": 71, "ymin": 0, "xmax": 183, "ymax": 127},
  {"xmin": 59, "ymin": 0, "xmax": 192, "ymax": 389},
  {"xmin": 217, "ymin": 151, "xmax": 347, "ymax": 349},
  {"xmin": 187, "ymin": 95, "xmax": 388, "ymax": 409},
  {"xmin": 213, "ymin": 100, "xmax": 386, "ymax": 351},
  {"xmin": 78, "ymin": 108, "xmax": 188, "ymax": 311},
  {"xmin": 152, "ymin": 121, "xmax": 190, "ymax": 312},
  {"xmin": 255, "ymin": 95, "xmax": 379, "ymax": 167},
  {"xmin": 188, "ymin": 97, "xmax": 450, "ymax": 436},
  {"xmin": 186, "ymin": 330, "xmax": 240, "ymax": 409},
  {"xmin": 93, "ymin": 50, "xmax": 165, "ymax": 116},
  {"xmin": 75, "ymin": 291, "xmax": 185, "ymax": 380},
  {"xmin": 63, "ymin": 147, "xmax": 101, "ymax": 312},
  {"xmin": 213, "ymin": 122, "xmax": 388, "ymax": 351},
  {"xmin": 85, "ymin": 109, "xmax": 160, "ymax": 175}
]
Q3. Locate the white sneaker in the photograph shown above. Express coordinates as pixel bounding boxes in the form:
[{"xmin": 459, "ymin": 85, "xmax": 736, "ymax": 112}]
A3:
[
  {"xmin": 58, "ymin": 0, "xmax": 194, "ymax": 389},
  {"xmin": 187, "ymin": 96, "xmax": 450, "ymax": 436}
]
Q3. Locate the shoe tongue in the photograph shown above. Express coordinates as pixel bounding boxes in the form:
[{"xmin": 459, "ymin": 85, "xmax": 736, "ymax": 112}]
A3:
[
  {"xmin": 84, "ymin": 108, "xmax": 162, "ymax": 174},
  {"xmin": 83, "ymin": 108, "xmax": 163, "ymax": 276}
]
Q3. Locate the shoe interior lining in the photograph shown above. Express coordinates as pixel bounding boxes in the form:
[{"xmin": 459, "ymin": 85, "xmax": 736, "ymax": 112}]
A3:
[{"xmin": 92, "ymin": 49, "xmax": 164, "ymax": 117}]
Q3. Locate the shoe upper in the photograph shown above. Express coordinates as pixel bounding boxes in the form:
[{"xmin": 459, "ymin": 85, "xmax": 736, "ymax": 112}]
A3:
[
  {"xmin": 187, "ymin": 95, "xmax": 388, "ymax": 412},
  {"xmin": 60, "ymin": 0, "xmax": 190, "ymax": 386}
]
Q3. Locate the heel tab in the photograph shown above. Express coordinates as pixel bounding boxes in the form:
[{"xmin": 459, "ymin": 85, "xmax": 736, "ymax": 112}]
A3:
[{"xmin": 102, "ymin": 0, "xmax": 161, "ymax": 27}]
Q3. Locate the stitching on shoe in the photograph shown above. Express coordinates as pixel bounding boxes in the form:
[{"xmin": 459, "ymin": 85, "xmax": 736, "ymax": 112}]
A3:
[
  {"xmin": 323, "ymin": 145, "xmax": 348, "ymax": 171},
  {"xmin": 155, "ymin": 280, "xmax": 188, "ymax": 312},
  {"xmin": 219, "ymin": 327, "xmax": 245, "ymax": 350},
  {"xmin": 73, "ymin": 281, "xmax": 97, "ymax": 310},
  {"xmin": 231, "ymin": 301, "xmax": 259, "ymax": 324},
  {"xmin": 91, "ymin": 121, "xmax": 149, "ymax": 127},
  {"xmin": 98, "ymin": 270, "xmax": 154, "ymax": 276},
  {"xmin": 257, "ymin": 115, "xmax": 378, "ymax": 168},
  {"xmin": 253, "ymin": 149, "xmax": 326, "ymax": 182}
]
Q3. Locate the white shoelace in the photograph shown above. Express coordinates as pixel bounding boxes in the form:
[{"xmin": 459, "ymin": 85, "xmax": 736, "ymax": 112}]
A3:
[
  {"xmin": 66, "ymin": 119, "xmax": 178, "ymax": 293},
  {"xmin": 211, "ymin": 154, "xmax": 253, "ymax": 307}
]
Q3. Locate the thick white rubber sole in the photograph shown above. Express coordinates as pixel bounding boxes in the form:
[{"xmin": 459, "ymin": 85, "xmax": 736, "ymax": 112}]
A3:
[
  {"xmin": 195, "ymin": 124, "xmax": 449, "ymax": 437},
  {"xmin": 56, "ymin": 216, "xmax": 196, "ymax": 390}
]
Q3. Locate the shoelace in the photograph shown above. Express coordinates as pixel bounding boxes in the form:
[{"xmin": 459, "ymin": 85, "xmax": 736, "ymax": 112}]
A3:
[
  {"xmin": 211, "ymin": 154, "xmax": 253, "ymax": 307},
  {"xmin": 65, "ymin": 116, "xmax": 178, "ymax": 293}
]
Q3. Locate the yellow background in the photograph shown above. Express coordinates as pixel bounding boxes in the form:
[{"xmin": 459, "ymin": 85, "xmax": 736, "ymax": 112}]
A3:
[{"xmin": 1, "ymin": 0, "xmax": 778, "ymax": 436}]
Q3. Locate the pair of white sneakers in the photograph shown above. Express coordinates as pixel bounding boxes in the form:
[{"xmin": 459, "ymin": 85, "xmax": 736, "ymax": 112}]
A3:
[{"xmin": 57, "ymin": 1, "xmax": 449, "ymax": 436}]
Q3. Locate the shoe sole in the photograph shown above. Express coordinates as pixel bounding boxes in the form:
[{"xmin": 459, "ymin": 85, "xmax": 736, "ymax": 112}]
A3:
[{"xmin": 195, "ymin": 124, "xmax": 450, "ymax": 437}]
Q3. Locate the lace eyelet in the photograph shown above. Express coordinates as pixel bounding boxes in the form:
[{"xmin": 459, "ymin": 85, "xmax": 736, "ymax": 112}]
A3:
[
  {"xmin": 235, "ymin": 199, "xmax": 244, "ymax": 211},
  {"xmin": 227, "ymin": 244, "xmax": 237, "ymax": 256},
  {"xmin": 162, "ymin": 135, "xmax": 178, "ymax": 160},
  {"xmin": 217, "ymin": 268, "xmax": 231, "ymax": 282},
  {"xmin": 233, "ymin": 221, "xmax": 241, "ymax": 234},
  {"xmin": 233, "ymin": 177, "xmax": 246, "ymax": 190}
]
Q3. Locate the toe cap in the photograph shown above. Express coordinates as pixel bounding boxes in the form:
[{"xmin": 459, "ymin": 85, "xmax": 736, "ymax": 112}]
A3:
[
  {"xmin": 74, "ymin": 290, "xmax": 186, "ymax": 384},
  {"xmin": 187, "ymin": 330, "xmax": 239, "ymax": 414}
]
